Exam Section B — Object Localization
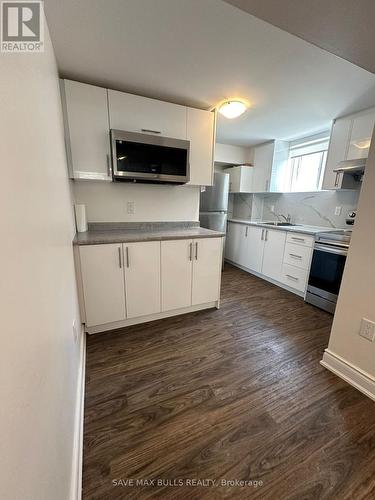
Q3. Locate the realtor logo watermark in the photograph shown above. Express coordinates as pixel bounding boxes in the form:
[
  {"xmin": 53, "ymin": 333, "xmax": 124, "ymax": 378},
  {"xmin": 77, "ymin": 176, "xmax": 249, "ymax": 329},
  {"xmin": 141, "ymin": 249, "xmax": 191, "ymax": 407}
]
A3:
[{"xmin": 1, "ymin": 1, "xmax": 44, "ymax": 52}]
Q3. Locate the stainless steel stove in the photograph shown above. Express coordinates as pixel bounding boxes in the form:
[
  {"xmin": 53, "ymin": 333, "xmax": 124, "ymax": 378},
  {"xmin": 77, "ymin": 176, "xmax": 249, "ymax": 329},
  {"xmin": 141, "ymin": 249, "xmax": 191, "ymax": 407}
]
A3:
[{"xmin": 305, "ymin": 229, "xmax": 352, "ymax": 313}]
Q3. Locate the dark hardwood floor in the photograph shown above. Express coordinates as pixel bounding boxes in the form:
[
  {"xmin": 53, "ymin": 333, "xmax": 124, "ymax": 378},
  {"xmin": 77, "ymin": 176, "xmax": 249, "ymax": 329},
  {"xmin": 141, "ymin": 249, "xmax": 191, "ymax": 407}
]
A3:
[{"xmin": 83, "ymin": 264, "xmax": 375, "ymax": 499}]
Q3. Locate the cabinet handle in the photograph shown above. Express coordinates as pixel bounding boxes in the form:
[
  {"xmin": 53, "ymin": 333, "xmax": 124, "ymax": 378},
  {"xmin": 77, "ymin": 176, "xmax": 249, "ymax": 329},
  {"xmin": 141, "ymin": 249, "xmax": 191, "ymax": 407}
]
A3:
[
  {"xmin": 125, "ymin": 247, "xmax": 130, "ymax": 268},
  {"xmin": 261, "ymin": 229, "xmax": 264, "ymax": 240},
  {"xmin": 265, "ymin": 230, "xmax": 268, "ymax": 241},
  {"xmin": 289, "ymin": 253, "xmax": 302, "ymax": 259},
  {"xmin": 118, "ymin": 247, "xmax": 122, "ymax": 268},
  {"xmin": 286, "ymin": 274, "xmax": 299, "ymax": 281},
  {"xmin": 195, "ymin": 242, "xmax": 198, "ymax": 260},
  {"xmin": 141, "ymin": 128, "xmax": 161, "ymax": 134},
  {"xmin": 334, "ymin": 172, "xmax": 340, "ymax": 187},
  {"xmin": 265, "ymin": 179, "xmax": 269, "ymax": 191},
  {"xmin": 189, "ymin": 242, "xmax": 193, "ymax": 261},
  {"xmin": 245, "ymin": 226, "xmax": 248, "ymax": 237},
  {"xmin": 291, "ymin": 236, "xmax": 305, "ymax": 242},
  {"xmin": 106, "ymin": 154, "xmax": 112, "ymax": 178}
]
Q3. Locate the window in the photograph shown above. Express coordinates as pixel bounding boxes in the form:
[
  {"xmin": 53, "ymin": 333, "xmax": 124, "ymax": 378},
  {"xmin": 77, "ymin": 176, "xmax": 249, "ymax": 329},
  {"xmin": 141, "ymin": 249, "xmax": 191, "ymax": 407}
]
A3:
[
  {"xmin": 289, "ymin": 150, "xmax": 327, "ymax": 192},
  {"xmin": 288, "ymin": 133, "xmax": 329, "ymax": 192}
]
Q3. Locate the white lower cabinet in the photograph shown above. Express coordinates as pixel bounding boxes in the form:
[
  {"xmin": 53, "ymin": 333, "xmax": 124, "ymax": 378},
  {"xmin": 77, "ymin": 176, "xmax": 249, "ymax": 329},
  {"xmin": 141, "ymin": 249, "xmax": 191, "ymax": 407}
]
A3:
[
  {"xmin": 124, "ymin": 241, "xmax": 161, "ymax": 319},
  {"xmin": 281, "ymin": 264, "xmax": 308, "ymax": 293},
  {"xmin": 261, "ymin": 229, "xmax": 286, "ymax": 281},
  {"xmin": 161, "ymin": 237, "xmax": 222, "ymax": 310},
  {"xmin": 79, "ymin": 244, "xmax": 126, "ymax": 327},
  {"xmin": 78, "ymin": 237, "xmax": 223, "ymax": 330},
  {"xmin": 192, "ymin": 238, "xmax": 222, "ymax": 305},
  {"xmin": 225, "ymin": 221, "xmax": 246, "ymax": 265},
  {"xmin": 161, "ymin": 239, "xmax": 192, "ymax": 311},
  {"xmin": 226, "ymin": 222, "xmax": 313, "ymax": 296},
  {"xmin": 246, "ymin": 226, "xmax": 265, "ymax": 273}
]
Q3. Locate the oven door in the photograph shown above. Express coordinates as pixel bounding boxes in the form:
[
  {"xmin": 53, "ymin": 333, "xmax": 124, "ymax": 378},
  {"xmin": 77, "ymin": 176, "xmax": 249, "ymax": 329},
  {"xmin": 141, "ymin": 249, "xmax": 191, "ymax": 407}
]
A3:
[{"xmin": 307, "ymin": 243, "xmax": 347, "ymax": 302}]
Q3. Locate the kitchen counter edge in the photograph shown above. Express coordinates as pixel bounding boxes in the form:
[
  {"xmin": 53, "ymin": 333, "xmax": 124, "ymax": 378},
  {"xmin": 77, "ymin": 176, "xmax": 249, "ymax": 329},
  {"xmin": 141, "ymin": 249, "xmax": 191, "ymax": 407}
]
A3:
[
  {"xmin": 228, "ymin": 218, "xmax": 338, "ymax": 235},
  {"xmin": 74, "ymin": 227, "xmax": 225, "ymax": 246}
]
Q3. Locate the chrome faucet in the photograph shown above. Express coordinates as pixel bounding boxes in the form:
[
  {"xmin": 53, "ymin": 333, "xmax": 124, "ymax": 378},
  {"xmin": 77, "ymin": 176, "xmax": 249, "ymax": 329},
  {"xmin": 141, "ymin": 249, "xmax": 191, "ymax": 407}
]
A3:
[{"xmin": 278, "ymin": 213, "xmax": 291, "ymax": 223}]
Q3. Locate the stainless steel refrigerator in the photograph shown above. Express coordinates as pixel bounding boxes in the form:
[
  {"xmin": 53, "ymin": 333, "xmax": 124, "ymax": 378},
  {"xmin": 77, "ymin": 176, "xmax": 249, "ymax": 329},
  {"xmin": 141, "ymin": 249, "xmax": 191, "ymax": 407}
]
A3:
[{"xmin": 199, "ymin": 171, "xmax": 229, "ymax": 233}]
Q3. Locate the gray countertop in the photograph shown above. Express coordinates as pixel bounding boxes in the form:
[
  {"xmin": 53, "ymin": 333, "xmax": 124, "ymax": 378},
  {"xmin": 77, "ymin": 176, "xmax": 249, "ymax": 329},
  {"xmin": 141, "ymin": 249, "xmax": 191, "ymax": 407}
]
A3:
[
  {"xmin": 74, "ymin": 221, "xmax": 225, "ymax": 245},
  {"xmin": 228, "ymin": 218, "xmax": 339, "ymax": 236}
]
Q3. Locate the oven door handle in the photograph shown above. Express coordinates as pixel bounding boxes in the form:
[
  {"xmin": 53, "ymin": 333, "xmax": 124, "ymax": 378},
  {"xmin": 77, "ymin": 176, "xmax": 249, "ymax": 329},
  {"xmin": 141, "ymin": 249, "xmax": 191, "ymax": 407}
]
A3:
[{"xmin": 314, "ymin": 243, "xmax": 348, "ymax": 256}]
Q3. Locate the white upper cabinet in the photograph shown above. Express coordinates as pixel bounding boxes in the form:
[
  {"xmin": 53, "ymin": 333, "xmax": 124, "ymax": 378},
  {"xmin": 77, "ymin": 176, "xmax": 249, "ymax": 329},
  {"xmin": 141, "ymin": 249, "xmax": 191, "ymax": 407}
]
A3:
[
  {"xmin": 186, "ymin": 108, "xmax": 215, "ymax": 186},
  {"xmin": 192, "ymin": 237, "xmax": 222, "ymax": 305},
  {"xmin": 251, "ymin": 140, "xmax": 289, "ymax": 193},
  {"xmin": 323, "ymin": 107, "xmax": 375, "ymax": 190},
  {"xmin": 62, "ymin": 80, "xmax": 215, "ymax": 186},
  {"xmin": 347, "ymin": 110, "xmax": 375, "ymax": 160},
  {"xmin": 261, "ymin": 229, "xmax": 286, "ymax": 282},
  {"xmin": 123, "ymin": 241, "xmax": 161, "ymax": 319},
  {"xmin": 322, "ymin": 117, "xmax": 352, "ymax": 190},
  {"xmin": 61, "ymin": 80, "xmax": 111, "ymax": 180},
  {"xmin": 225, "ymin": 166, "xmax": 253, "ymax": 193},
  {"xmin": 108, "ymin": 89, "xmax": 187, "ymax": 139},
  {"xmin": 214, "ymin": 143, "xmax": 252, "ymax": 165},
  {"xmin": 252, "ymin": 142, "xmax": 274, "ymax": 193}
]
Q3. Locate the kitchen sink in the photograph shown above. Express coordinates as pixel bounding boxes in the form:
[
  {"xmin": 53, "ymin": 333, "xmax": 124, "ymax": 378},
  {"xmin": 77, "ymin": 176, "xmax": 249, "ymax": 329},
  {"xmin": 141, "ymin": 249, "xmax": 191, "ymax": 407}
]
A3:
[{"xmin": 262, "ymin": 222, "xmax": 299, "ymax": 227}]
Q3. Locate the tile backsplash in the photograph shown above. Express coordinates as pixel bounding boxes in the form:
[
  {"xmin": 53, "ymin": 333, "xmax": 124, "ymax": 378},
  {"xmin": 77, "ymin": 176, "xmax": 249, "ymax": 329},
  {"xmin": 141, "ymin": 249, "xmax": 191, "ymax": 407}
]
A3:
[{"xmin": 232, "ymin": 190, "xmax": 360, "ymax": 228}]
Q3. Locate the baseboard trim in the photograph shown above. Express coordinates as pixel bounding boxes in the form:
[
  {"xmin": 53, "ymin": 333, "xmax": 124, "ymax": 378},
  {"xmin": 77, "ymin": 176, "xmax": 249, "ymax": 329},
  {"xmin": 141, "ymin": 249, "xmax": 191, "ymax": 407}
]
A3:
[
  {"xmin": 86, "ymin": 301, "xmax": 218, "ymax": 335},
  {"xmin": 321, "ymin": 349, "xmax": 375, "ymax": 402},
  {"xmin": 70, "ymin": 329, "xmax": 86, "ymax": 500}
]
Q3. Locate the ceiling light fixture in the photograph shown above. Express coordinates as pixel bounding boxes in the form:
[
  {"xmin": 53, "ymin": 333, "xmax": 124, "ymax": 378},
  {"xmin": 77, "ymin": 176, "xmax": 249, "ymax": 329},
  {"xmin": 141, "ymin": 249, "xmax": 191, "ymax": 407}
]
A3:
[{"xmin": 218, "ymin": 100, "xmax": 247, "ymax": 119}]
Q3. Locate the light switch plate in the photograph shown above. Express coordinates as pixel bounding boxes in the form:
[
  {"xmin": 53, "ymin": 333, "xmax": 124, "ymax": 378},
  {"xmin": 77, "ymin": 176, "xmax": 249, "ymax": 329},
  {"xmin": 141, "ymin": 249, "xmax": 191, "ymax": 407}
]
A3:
[
  {"xmin": 127, "ymin": 201, "xmax": 135, "ymax": 215},
  {"xmin": 359, "ymin": 318, "xmax": 375, "ymax": 342}
]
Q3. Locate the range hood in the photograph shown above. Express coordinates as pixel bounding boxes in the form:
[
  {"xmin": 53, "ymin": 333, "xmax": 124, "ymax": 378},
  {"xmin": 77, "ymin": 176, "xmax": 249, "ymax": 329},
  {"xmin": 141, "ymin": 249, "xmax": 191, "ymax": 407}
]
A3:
[{"xmin": 333, "ymin": 158, "xmax": 366, "ymax": 177}]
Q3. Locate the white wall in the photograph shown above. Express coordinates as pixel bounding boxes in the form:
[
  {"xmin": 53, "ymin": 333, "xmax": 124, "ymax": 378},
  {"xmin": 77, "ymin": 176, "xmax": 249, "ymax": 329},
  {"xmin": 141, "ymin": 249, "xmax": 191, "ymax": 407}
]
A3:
[
  {"xmin": 72, "ymin": 181, "xmax": 200, "ymax": 222},
  {"xmin": 0, "ymin": 24, "xmax": 82, "ymax": 500},
  {"xmin": 324, "ymin": 133, "xmax": 375, "ymax": 379}
]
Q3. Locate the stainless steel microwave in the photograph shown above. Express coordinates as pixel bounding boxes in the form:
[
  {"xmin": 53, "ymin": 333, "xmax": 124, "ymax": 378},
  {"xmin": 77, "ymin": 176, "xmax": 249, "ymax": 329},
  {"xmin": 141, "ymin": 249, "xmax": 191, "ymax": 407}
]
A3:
[{"xmin": 110, "ymin": 129, "xmax": 190, "ymax": 184}]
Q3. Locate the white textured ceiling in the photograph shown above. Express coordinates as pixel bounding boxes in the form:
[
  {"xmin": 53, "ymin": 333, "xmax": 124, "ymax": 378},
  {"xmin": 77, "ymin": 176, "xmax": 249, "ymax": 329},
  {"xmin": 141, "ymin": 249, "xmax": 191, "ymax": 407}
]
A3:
[
  {"xmin": 45, "ymin": 0, "xmax": 375, "ymax": 146},
  {"xmin": 225, "ymin": 0, "xmax": 375, "ymax": 75}
]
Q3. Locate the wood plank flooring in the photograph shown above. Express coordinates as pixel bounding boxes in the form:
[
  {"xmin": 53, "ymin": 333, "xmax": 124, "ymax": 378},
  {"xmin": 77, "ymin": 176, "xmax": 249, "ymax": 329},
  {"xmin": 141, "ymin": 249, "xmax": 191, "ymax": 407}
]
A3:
[{"xmin": 83, "ymin": 264, "xmax": 375, "ymax": 499}]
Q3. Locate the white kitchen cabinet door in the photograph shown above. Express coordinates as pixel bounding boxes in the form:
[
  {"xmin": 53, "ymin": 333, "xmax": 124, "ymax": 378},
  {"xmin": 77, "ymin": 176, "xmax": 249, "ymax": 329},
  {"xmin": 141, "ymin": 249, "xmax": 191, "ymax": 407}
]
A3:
[
  {"xmin": 108, "ymin": 89, "xmax": 187, "ymax": 139},
  {"xmin": 124, "ymin": 241, "xmax": 161, "ymax": 319},
  {"xmin": 192, "ymin": 238, "xmax": 222, "ymax": 305},
  {"xmin": 161, "ymin": 240, "xmax": 192, "ymax": 311},
  {"xmin": 246, "ymin": 226, "xmax": 265, "ymax": 273},
  {"xmin": 187, "ymin": 108, "xmax": 215, "ymax": 186},
  {"xmin": 61, "ymin": 80, "xmax": 111, "ymax": 180},
  {"xmin": 252, "ymin": 142, "xmax": 275, "ymax": 193},
  {"xmin": 79, "ymin": 244, "xmax": 126, "ymax": 327},
  {"xmin": 225, "ymin": 222, "xmax": 243, "ymax": 263},
  {"xmin": 347, "ymin": 110, "xmax": 375, "ymax": 160},
  {"xmin": 262, "ymin": 229, "xmax": 286, "ymax": 281},
  {"xmin": 322, "ymin": 117, "xmax": 352, "ymax": 190},
  {"xmin": 225, "ymin": 166, "xmax": 253, "ymax": 193}
]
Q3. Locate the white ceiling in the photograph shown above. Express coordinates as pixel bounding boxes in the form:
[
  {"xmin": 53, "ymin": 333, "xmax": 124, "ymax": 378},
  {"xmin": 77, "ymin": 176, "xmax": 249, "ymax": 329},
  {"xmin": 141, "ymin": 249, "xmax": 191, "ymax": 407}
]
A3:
[
  {"xmin": 225, "ymin": 0, "xmax": 375, "ymax": 75},
  {"xmin": 45, "ymin": 0, "xmax": 375, "ymax": 146}
]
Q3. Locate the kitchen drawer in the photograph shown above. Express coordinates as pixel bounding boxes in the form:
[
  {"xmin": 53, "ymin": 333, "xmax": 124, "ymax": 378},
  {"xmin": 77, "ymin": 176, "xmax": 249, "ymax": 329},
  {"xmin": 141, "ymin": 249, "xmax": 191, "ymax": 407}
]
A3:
[
  {"xmin": 283, "ymin": 242, "xmax": 312, "ymax": 270},
  {"xmin": 281, "ymin": 264, "xmax": 308, "ymax": 293},
  {"xmin": 286, "ymin": 232, "xmax": 314, "ymax": 248}
]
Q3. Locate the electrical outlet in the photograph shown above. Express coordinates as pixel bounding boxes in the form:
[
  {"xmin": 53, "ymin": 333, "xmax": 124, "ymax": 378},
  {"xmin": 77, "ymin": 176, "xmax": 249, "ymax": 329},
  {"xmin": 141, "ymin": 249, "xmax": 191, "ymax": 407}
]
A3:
[
  {"xmin": 72, "ymin": 319, "xmax": 78, "ymax": 343},
  {"xmin": 359, "ymin": 318, "xmax": 375, "ymax": 342},
  {"xmin": 127, "ymin": 201, "xmax": 135, "ymax": 215},
  {"xmin": 334, "ymin": 206, "xmax": 342, "ymax": 216}
]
